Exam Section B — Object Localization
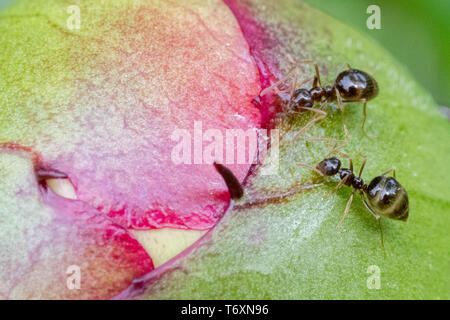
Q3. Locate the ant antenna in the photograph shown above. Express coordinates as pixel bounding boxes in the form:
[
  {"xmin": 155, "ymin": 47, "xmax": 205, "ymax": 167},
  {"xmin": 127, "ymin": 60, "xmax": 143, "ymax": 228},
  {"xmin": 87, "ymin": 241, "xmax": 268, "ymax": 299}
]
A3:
[{"xmin": 296, "ymin": 163, "xmax": 325, "ymax": 176}]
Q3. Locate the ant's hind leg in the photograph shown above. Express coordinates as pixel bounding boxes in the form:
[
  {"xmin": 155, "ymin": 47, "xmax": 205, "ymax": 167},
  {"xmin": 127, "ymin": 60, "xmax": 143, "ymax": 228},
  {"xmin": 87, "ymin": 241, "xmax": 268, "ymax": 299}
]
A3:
[
  {"xmin": 361, "ymin": 100, "xmax": 375, "ymax": 138},
  {"xmin": 361, "ymin": 194, "xmax": 387, "ymax": 256},
  {"xmin": 343, "ymin": 98, "xmax": 373, "ymax": 138},
  {"xmin": 378, "ymin": 218, "xmax": 387, "ymax": 256},
  {"xmin": 362, "ymin": 101, "xmax": 371, "ymax": 136},
  {"xmin": 337, "ymin": 188, "xmax": 356, "ymax": 227},
  {"xmin": 380, "ymin": 168, "xmax": 396, "ymax": 179},
  {"xmin": 291, "ymin": 108, "xmax": 328, "ymax": 141},
  {"xmin": 336, "ymin": 89, "xmax": 351, "ymax": 138}
]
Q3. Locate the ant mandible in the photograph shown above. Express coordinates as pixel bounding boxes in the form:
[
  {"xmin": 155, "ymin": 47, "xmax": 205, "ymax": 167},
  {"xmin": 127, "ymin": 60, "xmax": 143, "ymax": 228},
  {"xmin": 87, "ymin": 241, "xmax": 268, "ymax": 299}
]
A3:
[
  {"xmin": 298, "ymin": 155, "xmax": 409, "ymax": 253},
  {"xmin": 261, "ymin": 59, "xmax": 378, "ymax": 138}
]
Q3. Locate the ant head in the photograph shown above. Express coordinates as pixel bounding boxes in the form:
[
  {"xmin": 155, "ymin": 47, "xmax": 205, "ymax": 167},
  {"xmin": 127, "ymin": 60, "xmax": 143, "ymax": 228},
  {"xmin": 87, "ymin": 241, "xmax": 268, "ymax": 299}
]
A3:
[
  {"xmin": 317, "ymin": 157, "xmax": 341, "ymax": 176},
  {"xmin": 292, "ymin": 88, "xmax": 313, "ymax": 109},
  {"xmin": 334, "ymin": 69, "xmax": 378, "ymax": 102}
]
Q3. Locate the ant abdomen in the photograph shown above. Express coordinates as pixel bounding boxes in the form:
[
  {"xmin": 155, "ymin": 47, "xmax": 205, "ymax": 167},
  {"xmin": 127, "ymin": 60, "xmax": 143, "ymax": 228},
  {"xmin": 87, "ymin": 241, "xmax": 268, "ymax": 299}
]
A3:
[
  {"xmin": 334, "ymin": 69, "xmax": 379, "ymax": 102},
  {"xmin": 366, "ymin": 176, "xmax": 409, "ymax": 221}
]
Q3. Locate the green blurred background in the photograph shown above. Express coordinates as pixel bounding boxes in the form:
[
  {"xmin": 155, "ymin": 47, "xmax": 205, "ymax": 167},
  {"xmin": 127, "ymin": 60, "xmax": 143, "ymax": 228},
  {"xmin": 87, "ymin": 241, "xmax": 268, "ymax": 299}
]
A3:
[
  {"xmin": 303, "ymin": 0, "xmax": 450, "ymax": 109},
  {"xmin": 1, "ymin": 0, "xmax": 449, "ymax": 107}
]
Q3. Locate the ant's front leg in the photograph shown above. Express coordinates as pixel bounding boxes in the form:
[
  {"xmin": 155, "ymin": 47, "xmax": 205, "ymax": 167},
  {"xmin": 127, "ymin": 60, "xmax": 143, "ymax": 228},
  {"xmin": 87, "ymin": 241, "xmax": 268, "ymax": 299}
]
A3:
[
  {"xmin": 343, "ymin": 98, "xmax": 374, "ymax": 138},
  {"xmin": 260, "ymin": 66, "xmax": 297, "ymax": 97},
  {"xmin": 380, "ymin": 168, "xmax": 396, "ymax": 179},
  {"xmin": 361, "ymin": 193, "xmax": 387, "ymax": 256}
]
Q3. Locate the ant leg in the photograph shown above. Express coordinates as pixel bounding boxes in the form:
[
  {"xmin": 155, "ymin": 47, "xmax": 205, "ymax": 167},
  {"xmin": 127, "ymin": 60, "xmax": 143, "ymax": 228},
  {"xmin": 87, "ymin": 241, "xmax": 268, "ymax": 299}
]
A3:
[
  {"xmin": 294, "ymin": 77, "xmax": 314, "ymax": 89},
  {"xmin": 313, "ymin": 63, "xmax": 322, "ymax": 87},
  {"xmin": 323, "ymin": 139, "xmax": 350, "ymax": 159},
  {"xmin": 306, "ymin": 137, "xmax": 347, "ymax": 145},
  {"xmin": 291, "ymin": 108, "xmax": 328, "ymax": 141},
  {"xmin": 286, "ymin": 54, "xmax": 298, "ymax": 65},
  {"xmin": 338, "ymin": 188, "xmax": 355, "ymax": 227},
  {"xmin": 349, "ymin": 158, "xmax": 354, "ymax": 172},
  {"xmin": 287, "ymin": 72, "xmax": 300, "ymax": 111},
  {"xmin": 328, "ymin": 144, "xmax": 350, "ymax": 159},
  {"xmin": 313, "ymin": 75, "xmax": 318, "ymax": 88},
  {"xmin": 380, "ymin": 168, "xmax": 396, "ymax": 178},
  {"xmin": 264, "ymin": 55, "xmax": 314, "ymax": 97},
  {"xmin": 260, "ymin": 66, "xmax": 297, "ymax": 97},
  {"xmin": 361, "ymin": 100, "xmax": 372, "ymax": 137},
  {"xmin": 346, "ymin": 63, "xmax": 352, "ymax": 70},
  {"xmin": 378, "ymin": 218, "xmax": 386, "ymax": 257},
  {"xmin": 343, "ymin": 98, "xmax": 373, "ymax": 138},
  {"xmin": 358, "ymin": 158, "xmax": 367, "ymax": 178},
  {"xmin": 362, "ymin": 196, "xmax": 380, "ymax": 220},
  {"xmin": 336, "ymin": 89, "xmax": 351, "ymax": 138},
  {"xmin": 324, "ymin": 174, "xmax": 351, "ymax": 198},
  {"xmin": 299, "ymin": 137, "xmax": 348, "ymax": 159},
  {"xmin": 305, "ymin": 137, "xmax": 348, "ymax": 158},
  {"xmin": 296, "ymin": 163, "xmax": 325, "ymax": 176},
  {"xmin": 281, "ymin": 77, "xmax": 314, "ymax": 97},
  {"xmin": 361, "ymin": 194, "xmax": 387, "ymax": 255},
  {"xmin": 297, "ymin": 59, "xmax": 322, "ymax": 87}
]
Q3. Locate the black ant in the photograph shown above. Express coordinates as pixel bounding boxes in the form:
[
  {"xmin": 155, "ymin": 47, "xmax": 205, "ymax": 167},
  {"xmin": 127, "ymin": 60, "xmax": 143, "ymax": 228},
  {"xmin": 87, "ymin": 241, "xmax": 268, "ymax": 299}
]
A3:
[
  {"xmin": 214, "ymin": 149, "xmax": 409, "ymax": 254},
  {"xmin": 298, "ymin": 156, "xmax": 409, "ymax": 253},
  {"xmin": 261, "ymin": 59, "xmax": 378, "ymax": 138}
]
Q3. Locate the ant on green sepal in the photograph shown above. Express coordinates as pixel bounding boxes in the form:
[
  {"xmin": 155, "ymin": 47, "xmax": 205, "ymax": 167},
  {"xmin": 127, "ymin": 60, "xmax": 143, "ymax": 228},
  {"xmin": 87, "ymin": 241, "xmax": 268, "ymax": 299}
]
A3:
[
  {"xmin": 261, "ymin": 58, "xmax": 378, "ymax": 138},
  {"xmin": 298, "ymin": 155, "xmax": 409, "ymax": 255}
]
